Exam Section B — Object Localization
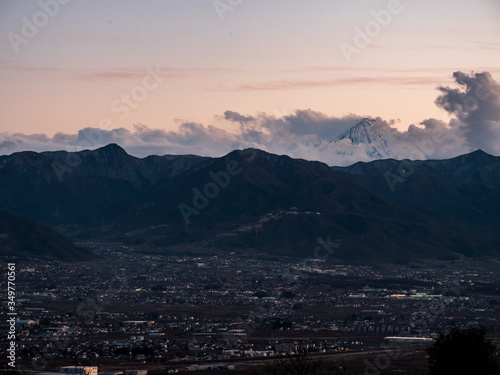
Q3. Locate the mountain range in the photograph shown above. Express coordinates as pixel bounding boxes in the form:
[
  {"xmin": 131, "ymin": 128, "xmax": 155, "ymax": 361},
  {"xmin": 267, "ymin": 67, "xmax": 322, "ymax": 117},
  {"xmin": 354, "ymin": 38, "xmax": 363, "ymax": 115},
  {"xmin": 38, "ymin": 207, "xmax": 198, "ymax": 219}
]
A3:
[
  {"xmin": 331, "ymin": 150, "xmax": 500, "ymax": 225},
  {"xmin": 0, "ymin": 144, "xmax": 499, "ymax": 263}
]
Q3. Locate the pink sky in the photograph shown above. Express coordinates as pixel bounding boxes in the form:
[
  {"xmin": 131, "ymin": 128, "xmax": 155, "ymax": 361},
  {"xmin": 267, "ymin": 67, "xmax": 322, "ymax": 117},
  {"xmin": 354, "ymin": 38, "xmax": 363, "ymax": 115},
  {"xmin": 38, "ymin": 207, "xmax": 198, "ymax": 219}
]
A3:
[{"xmin": 0, "ymin": 0, "xmax": 499, "ymax": 162}]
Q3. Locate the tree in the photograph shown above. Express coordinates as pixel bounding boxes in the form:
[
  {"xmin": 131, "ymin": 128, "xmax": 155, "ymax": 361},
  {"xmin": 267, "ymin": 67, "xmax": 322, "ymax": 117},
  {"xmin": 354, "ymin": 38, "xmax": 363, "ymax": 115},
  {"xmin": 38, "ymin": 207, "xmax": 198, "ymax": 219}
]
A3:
[{"xmin": 427, "ymin": 328, "xmax": 500, "ymax": 375}]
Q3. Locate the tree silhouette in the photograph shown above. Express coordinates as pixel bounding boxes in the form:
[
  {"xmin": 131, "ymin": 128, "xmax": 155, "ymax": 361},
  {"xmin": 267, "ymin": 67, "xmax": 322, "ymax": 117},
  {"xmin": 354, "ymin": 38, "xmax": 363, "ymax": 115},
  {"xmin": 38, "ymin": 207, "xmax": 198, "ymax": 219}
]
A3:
[{"xmin": 427, "ymin": 328, "xmax": 500, "ymax": 375}]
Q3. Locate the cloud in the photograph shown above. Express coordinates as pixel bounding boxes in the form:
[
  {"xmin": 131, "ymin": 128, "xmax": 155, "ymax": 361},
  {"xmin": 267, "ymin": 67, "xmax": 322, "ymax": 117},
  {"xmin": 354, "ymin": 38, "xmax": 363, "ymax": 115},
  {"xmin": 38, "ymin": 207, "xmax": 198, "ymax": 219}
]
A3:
[
  {"xmin": 0, "ymin": 111, "xmax": 372, "ymax": 165},
  {"xmin": 1, "ymin": 71, "xmax": 499, "ymax": 166},
  {"xmin": 209, "ymin": 76, "xmax": 445, "ymax": 92},
  {"xmin": 0, "ymin": 61, "xmax": 236, "ymax": 81},
  {"xmin": 0, "ymin": 140, "xmax": 16, "ymax": 151},
  {"xmin": 435, "ymin": 71, "xmax": 500, "ymax": 155},
  {"xmin": 223, "ymin": 110, "xmax": 255, "ymax": 123}
]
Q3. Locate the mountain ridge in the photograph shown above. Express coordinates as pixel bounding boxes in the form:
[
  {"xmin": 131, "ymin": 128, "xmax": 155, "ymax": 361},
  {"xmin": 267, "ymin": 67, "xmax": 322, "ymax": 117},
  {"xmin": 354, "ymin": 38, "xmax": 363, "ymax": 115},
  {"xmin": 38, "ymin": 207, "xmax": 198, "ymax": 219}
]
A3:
[
  {"xmin": 331, "ymin": 149, "xmax": 500, "ymax": 224},
  {"xmin": 1, "ymin": 145, "xmax": 499, "ymax": 263}
]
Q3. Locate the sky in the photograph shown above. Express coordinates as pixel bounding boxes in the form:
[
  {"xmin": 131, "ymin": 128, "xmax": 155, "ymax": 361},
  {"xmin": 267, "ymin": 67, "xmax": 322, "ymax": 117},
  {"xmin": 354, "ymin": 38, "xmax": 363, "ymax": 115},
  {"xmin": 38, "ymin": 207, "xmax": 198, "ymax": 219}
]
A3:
[{"xmin": 0, "ymin": 0, "xmax": 499, "ymax": 164}]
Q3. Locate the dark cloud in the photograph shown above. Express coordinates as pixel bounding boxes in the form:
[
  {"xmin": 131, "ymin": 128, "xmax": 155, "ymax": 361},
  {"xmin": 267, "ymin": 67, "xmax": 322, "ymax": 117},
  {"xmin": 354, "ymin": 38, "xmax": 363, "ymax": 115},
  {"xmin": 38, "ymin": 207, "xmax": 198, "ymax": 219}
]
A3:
[
  {"xmin": 284, "ymin": 110, "xmax": 362, "ymax": 140},
  {"xmin": 435, "ymin": 71, "xmax": 500, "ymax": 154},
  {"xmin": 436, "ymin": 71, "xmax": 500, "ymax": 122},
  {"xmin": 224, "ymin": 110, "xmax": 255, "ymax": 123},
  {"xmin": 0, "ymin": 141, "xmax": 16, "ymax": 150}
]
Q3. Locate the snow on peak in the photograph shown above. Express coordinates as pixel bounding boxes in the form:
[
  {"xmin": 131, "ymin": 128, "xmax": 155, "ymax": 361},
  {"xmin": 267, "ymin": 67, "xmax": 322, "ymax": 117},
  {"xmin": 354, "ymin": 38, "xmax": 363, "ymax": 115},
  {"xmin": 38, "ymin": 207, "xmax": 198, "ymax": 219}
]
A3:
[{"xmin": 334, "ymin": 118, "xmax": 392, "ymax": 159}]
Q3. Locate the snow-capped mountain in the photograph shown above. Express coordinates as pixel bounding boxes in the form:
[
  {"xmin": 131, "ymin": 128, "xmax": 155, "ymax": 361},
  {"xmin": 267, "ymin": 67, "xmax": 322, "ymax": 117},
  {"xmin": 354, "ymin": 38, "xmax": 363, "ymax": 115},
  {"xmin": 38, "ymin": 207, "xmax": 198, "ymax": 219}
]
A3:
[{"xmin": 334, "ymin": 118, "xmax": 392, "ymax": 159}]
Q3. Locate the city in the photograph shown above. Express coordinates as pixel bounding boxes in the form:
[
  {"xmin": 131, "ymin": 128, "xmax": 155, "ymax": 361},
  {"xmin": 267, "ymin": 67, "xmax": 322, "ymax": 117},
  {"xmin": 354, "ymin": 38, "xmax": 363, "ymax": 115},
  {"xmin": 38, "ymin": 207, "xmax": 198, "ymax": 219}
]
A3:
[{"xmin": 2, "ymin": 244, "xmax": 500, "ymax": 373}]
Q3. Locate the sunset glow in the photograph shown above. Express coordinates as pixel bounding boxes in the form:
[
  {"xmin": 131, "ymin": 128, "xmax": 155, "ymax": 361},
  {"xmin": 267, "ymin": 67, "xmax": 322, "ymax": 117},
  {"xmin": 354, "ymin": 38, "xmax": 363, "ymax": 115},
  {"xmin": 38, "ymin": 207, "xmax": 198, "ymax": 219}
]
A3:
[{"xmin": 1, "ymin": 0, "xmax": 499, "ymax": 160}]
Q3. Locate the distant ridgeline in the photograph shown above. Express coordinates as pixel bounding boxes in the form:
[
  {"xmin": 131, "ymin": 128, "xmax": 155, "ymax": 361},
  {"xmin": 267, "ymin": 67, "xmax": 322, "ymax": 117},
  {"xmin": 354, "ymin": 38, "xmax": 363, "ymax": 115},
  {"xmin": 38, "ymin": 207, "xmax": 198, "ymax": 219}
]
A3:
[{"xmin": 0, "ymin": 144, "xmax": 499, "ymax": 263}]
